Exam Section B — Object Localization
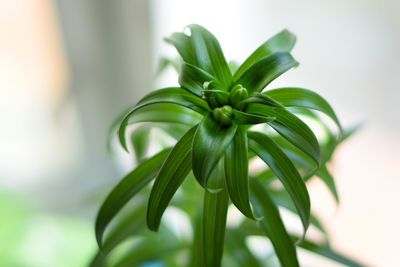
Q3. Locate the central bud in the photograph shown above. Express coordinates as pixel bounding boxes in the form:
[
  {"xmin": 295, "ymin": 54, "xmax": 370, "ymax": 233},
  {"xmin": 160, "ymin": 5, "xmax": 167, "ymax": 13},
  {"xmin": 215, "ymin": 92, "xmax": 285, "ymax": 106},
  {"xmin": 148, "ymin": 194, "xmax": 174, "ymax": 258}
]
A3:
[
  {"xmin": 229, "ymin": 84, "xmax": 248, "ymax": 109},
  {"xmin": 212, "ymin": 105, "xmax": 234, "ymax": 127}
]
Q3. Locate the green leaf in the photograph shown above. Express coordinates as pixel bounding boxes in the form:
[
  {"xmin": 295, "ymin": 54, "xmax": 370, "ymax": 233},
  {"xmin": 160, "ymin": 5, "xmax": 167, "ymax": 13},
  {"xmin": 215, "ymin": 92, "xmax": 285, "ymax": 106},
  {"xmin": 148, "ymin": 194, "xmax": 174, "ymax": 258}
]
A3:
[
  {"xmin": 250, "ymin": 178, "xmax": 300, "ymax": 267},
  {"xmin": 179, "ymin": 63, "xmax": 215, "ymax": 96},
  {"xmin": 234, "ymin": 29, "xmax": 296, "ymax": 79},
  {"xmin": 165, "ymin": 32, "xmax": 196, "ymax": 65},
  {"xmin": 297, "ymin": 238, "xmax": 365, "ymax": 267},
  {"xmin": 118, "ymin": 88, "xmax": 209, "ymax": 151},
  {"xmin": 234, "ymin": 52, "xmax": 298, "ymax": 93},
  {"xmin": 233, "ymin": 109, "xmax": 275, "ymax": 125},
  {"xmin": 317, "ymin": 165, "xmax": 339, "ymax": 203},
  {"xmin": 203, "ymin": 167, "xmax": 229, "ymax": 267},
  {"xmin": 192, "ymin": 114, "xmax": 238, "ymax": 188},
  {"xmin": 188, "ymin": 24, "xmax": 232, "ymax": 89},
  {"xmin": 95, "ymin": 148, "xmax": 171, "ymax": 247},
  {"xmin": 224, "ymin": 127, "xmax": 254, "ymax": 218},
  {"xmin": 130, "ymin": 126, "xmax": 151, "ymax": 163},
  {"xmin": 248, "ymin": 131, "xmax": 310, "ymax": 236},
  {"xmin": 246, "ymin": 103, "xmax": 320, "ymax": 164},
  {"xmin": 269, "ymin": 189, "xmax": 328, "ymax": 236},
  {"xmin": 147, "ymin": 126, "xmax": 197, "ymax": 231},
  {"xmin": 265, "ymin": 87, "xmax": 342, "ymax": 130}
]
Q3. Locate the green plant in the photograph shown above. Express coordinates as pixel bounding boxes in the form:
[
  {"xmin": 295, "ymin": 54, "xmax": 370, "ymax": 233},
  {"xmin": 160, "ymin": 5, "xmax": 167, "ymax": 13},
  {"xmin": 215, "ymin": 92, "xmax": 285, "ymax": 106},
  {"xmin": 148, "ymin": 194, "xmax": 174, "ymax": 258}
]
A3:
[{"xmin": 92, "ymin": 24, "xmax": 364, "ymax": 267}]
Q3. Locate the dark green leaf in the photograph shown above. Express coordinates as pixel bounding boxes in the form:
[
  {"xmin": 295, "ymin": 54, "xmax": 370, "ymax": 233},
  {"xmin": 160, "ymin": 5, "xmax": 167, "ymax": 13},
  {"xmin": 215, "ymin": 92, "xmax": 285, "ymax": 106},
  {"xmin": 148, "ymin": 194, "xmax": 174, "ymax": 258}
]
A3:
[
  {"xmin": 179, "ymin": 63, "xmax": 215, "ymax": 96},
  {"xmin": 165, "ymin": 32, "xmax": 196, "ymax": 65},
  {"xmin": 119, "ymin": 88, "xmax": 209, "ymax": 151},
  {"xmin": 203, "ymin": 167, "xmax": 229, "ymax": 267},
  {"xmin": 192, "ymin": 114, "xmax": 237, "ymax": 188},
  {"xmin": 246, "ymin": 103, "xmax": 320, "ymax": 164},
  {"xmin": 95, "ymin": 148, "xmax": 171, "ymax": 247},
  {"xmin": 147, "ymin": 126, "xmax": 197, "ymax": 231},
  {"xmin": 188, "ymin": 24, "xmax": 232, "ymax": 89},
  {"xmin": 234, "ymin": 29, "xmax": 296, "ymax": 79},
  {"xmin": 265, "ymin": 87, "xmax": 342, "ymax": 130},
  {"xmin": 224, "ymin": 127, "xmax": 254, "ymax": 218},
  {"xmin": 248, "ymin": 131, "xmax": 310, "ymax": 236},
  {"xmin": 250, "ymin": 178, "xmax": 300, "ymax": 267},
  {"xmin": 234, "ymin": 52, "xmax": 298, "ymax": 93}
]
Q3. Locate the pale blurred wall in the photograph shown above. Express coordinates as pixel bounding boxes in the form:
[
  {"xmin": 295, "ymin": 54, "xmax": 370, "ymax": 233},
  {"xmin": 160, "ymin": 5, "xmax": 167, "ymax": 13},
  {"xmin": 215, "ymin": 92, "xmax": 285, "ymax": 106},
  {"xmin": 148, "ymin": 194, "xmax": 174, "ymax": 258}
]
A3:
[{"xmin": 152, "ymin": 0, "xmax": 400, "ymax": 266}]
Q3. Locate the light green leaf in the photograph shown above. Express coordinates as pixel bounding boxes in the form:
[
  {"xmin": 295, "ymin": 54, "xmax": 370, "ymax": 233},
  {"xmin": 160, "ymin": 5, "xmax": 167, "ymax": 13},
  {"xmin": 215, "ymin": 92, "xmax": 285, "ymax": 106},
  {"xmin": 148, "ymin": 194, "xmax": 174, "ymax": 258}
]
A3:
[
  {"xmin": 297, "ymin": 238, "xmax": 365, "ymax": 267},
  {"xmin": 118, "ymin": 88, "xmax": 209, "ymax": 151},
  {"xmin": 234, "ymin": 29, "xmax": 296, "ymax": 79},
  {"xmin": 147, "ymin": 126, "xmax": 197, "ymax": 231},
  {"xmin": 130, "ymin": 126, "xmax": 151, "ymax": 163},
  {"xmin": 225, "ymin": 230, "xmax": 262, "ymax": 267},
  {"xmin": 265, "ymin": 87, "xmax": 342, "ymax": 130},
  {"xmin": 234, "ymin": 52, "xmax": 298, "ymax": 93},
  {"xmin": 233, "ymin": 109, "xmax": 275, "ymax": 125},
  {"xmin": 179, "ymin": 63, "xmax": 215, "ymax": 96},
  {"xmin": 203, "ymin": 167, "xmax": 229, "ymax": 267},
  {"xmin": 188, "ymin": 24, "xmax": 232, "ymax": 89},
  {"xmin": 248, "ymin": 131, "xmax": 310, "ymax": 236},
  {"xmin": 250, "ymin": 178, "xmax": 300, "ymax": 267},
  {"xmin": 246, "ymin": 103, "xmax": 320, "ymax": 165},
  {"xmin": 164, "ymin": 32, "xmax": 196, "ymax": 65},
  {"xmin": 317, "ymin": 165, "xmax": 339, "ymax": 203},
  {"xmin": 224, "ymin": 127, "xmax": 254, "ymax": 218},
  {"xmin": 192, "ymin": 114, "xmax": 238, "ymax": 188},
  {"xmin": 95, "ymin": 148, "xmax": 171, "ymax": 247}
]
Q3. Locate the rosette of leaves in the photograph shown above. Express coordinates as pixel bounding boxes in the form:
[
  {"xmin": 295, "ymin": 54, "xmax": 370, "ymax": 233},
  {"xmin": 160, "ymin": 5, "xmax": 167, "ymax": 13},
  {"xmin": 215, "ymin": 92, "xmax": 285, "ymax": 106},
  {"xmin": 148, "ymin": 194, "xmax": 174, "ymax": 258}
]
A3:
[{"xmin": 93, "ymin": 24, "xmax": 364, "ymax": 267}]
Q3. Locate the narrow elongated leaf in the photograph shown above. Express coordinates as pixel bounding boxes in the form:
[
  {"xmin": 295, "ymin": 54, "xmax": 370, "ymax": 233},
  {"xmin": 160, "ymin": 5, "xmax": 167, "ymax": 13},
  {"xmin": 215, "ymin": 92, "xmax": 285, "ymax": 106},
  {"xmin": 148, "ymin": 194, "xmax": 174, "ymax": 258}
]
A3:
[
  {"xmin": 192, "ymin": 114, "xmax": 238, "ymax": 188},
  {"xmin": 119, "ymin": 88, "xmax": 209, "ymax": 151},
  {"xmin": 248, "ymin": 131, "xmax": 310, "ymax": 235},
  {"xmin": 317, "ymin": 165, "xmax": 339, "ymax": 203},
  {"xmin": 147, "ymin": 126, "xmax": 197, "ymax": 231},
  {"xmin": 246, "ymin": 103, "xmax": 320, "ymax": 164},
  {"xmin": 165, "ymin": 32, "xmax": 196, "ymax": 65},
  {"xmin": 265, "ymin": 87, "xmax": 342, "ymax": 130},
  {"xmin": 130, "ymin": 126, "xmax": 151, "ymax": 163},
  {"xmin": 95, "ymin": 148, "xmax": 171, "ymax": 246},
  {"xmin": 203, "ymin": 168, "xmax": 229, "ymax": 267},
  {"xmin": 190, "ymin": 215, "xmax": 206, "ymax": 267},
  {"xmin": 269, "ymin": 189, "xmax": 328, "ymax": 236},
  {"xmin": 224, "ymin": 127, "xmax": 254, "ymax": 218},
  {"xmin": 234, "ymin": 52, "xmax": 298, "ymax": 93},
  {"xmin": 234, "ymin": 30, "xmax": 296, "ymax": 79},
  {"xmin": 233, "ymin": 109, "xmax": 275, "ymax": 125},
  {"xmin": 188, "ymin": 24, "xmax": 232, "ymax": 89},
  {"xmin": 179, "ymin": 63, "xmax": 215, "ymax": 96},
  {"xmin": 297, "ymin": 238, "xmax": 365, "ymax": 267},
  {"xmin": 250, "ymin": 178, "xmax": 300, "ymax": 267}
]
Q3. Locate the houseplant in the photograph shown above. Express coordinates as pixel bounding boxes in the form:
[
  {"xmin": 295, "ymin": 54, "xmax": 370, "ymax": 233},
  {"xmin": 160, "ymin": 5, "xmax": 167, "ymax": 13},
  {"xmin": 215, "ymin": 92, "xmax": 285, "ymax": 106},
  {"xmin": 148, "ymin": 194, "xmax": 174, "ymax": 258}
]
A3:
[{"xmin": 91, "ymin": 24, "xmax": 364, "ymax": 267}]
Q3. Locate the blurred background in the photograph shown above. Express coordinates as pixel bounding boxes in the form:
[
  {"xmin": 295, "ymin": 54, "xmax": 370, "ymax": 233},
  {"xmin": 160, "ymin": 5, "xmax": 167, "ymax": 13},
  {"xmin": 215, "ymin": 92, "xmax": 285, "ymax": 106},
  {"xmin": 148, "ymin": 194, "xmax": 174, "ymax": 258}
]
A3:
[{"xmin": 1, "ymin": 0, "xmax": 399, "ymax": 266}]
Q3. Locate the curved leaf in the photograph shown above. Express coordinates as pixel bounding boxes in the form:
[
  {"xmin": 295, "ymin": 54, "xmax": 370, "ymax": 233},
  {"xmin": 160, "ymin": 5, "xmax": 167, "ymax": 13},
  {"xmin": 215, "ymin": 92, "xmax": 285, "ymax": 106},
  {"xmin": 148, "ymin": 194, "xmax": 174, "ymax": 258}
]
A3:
[
  {"xmin": 192, "ymin": 114, "xmax": 238, "ymax": 188},
  {"xmin": 234, "ymin": 29, "xmax": 296, "ymax": 80},
  {"xmin": 297, "ymin": 239, "xmax": 365, "ymax": 267},
  {"xmin": 224, "ymin": 127, "xmax": 254, "ymax": 218},
  {"xmin": 164, "ymin": 32, "xmax": 196, "ymax": 65},
  {"xmin": 250, "ymin": 178, "xmax": 300, "ymax": 267},
  {"xmin": 234, "ymin": 52, "xmax": 298, "ymax": 93},
  {"xmin": 246, "ymin": 103, "xmax": 320, "ymax": 165},
  {"xmin": 95, "ymin": 148, "xmax": 171, "ymax": 246},
  {"xmin": 147, "ymin": 126, "xmax": 197, "ymax": 231},
  {"xmin": 203, "ymin": 167, "xmax": 229, "ymax": 267},
  {"xmin": 130, "ymin": 126, "xmax": 151, "ymax": 163},
  {"xmin": 188, "ymin": 24, "xmax": 232, "ymax": 89},
  {"xmin": 317, "ymin": 165, "xmax": 339, "ymax": 203},
  {"xmin": 179, "ymin": 63, "xmax": 215, "ymax": 96},
  {"xmin": 248, "ymin": 131, "xmax": 310, "ymax": 236},
  {"xmin": 119, "ymin": 88, "xmax": 209, "ymax": 151},
  {"xmin": 265, "ymin": 87, "xmax": 342, "ymax": 130}
]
